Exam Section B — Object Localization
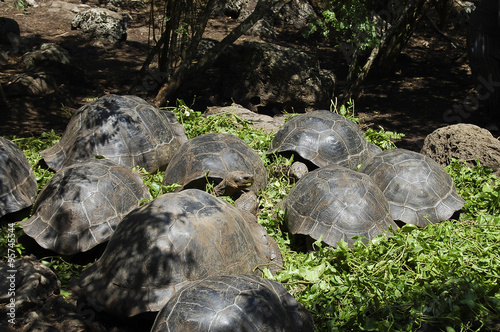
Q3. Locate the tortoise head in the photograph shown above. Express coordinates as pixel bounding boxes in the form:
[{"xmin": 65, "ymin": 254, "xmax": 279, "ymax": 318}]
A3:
[
  {"xmin": 230, "ymin": 171, "xmax": 255, "ymax": 189},
  {"xmin": 214, "ymin": 171, "xmax": 255, "ymax": 196}
]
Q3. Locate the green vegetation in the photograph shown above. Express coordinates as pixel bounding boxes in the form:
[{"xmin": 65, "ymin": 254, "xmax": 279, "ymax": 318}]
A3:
[
  {"xmin": 331, "ymin": 99, "xmax": 405, "ymax": 150},
  {"xmin": 305, "ymin": 0, "xmax": 380, "ymax": 50},
  {"xmin": 5, "ymin": 0, "xmax": 29, "ymax": 13},
  {"xmin": 11, "ymin": 130, "xmax": 60, "ymax": 191},
  {"xmin": 2, "ymin": 101, "xmax": 499, "ymax": 331}
]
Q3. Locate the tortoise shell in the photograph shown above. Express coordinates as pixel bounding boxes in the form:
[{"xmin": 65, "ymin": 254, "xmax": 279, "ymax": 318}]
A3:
[
  {"xmin": 40, "ymin": 94, "xmax": 188, "ymax": 173},
  {"xmin": 268, "ymin": 110, "xmax": 380, "ymax": 170},
  {"xmin": 0, "ymin": 137, "xmax": 37, "ymax": 218},
  {"xmin": 78, "ymin": 189, "xmax": 282, "ymax": 317},
  {"xmin": 163, "ymin": 133, "xmax": 267, "ymax": 194},
  {"xmin": 21, "ymin": 158, "xmax": 150, "ymax": 255},
  {"xmin": 283, "ymin": 165, "xmax": 397, "ymax": 248},
  {"xmin": 359, "ymin": 148, "xmax": 465, "ymax": 227},
  {"xmin": 151, "ymin": 274, "xmax": 315, "ymax": 332}
]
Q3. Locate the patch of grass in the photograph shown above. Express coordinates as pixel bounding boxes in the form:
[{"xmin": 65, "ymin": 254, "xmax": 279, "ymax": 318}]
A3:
[
  {"xmin": 446, "ymin": 159, "xmax": 500, "ymax": 220},
  {"xmin": 132, "ymin": 166, "xmax": 181, "ymax": 200},
  {"xmin": 268, "ymin": 218, "xmax": 500, "ymax": 331},
  {"xmin": 163, "ymin": 102, "xmax": 500, "ymax": 330},
  {"xmin": 364, "ymin": 126, "xmax": 405, "ymax": 150},
  {"xmin": 0, "ymin": 223, "xmax": 25, "ymax": 259},
  {"xmin": 332, "ymin": 99, "xmax": 405, "ymax": 150},
  {"xmin": 3, "ymin": 101, "xmax": 499, "ymax": 331},
  {"xmin": 40, "ymin": 256, "xmax": 87, "ymax": 290},
  {"xmin": 11, "ymin": 130, "xmax": 59, "ymax": 191}
]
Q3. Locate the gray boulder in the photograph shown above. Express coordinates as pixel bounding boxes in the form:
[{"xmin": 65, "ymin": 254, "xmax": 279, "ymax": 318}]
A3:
[
  {"xmin": 420, "ymin": 123, "xmax": 500, "ymax": 177},
  {"xmin": 214, "ymin": 0, "xmax": 244, "ymax": 18},
  {"xmin": 192, "ymin": 42, "xmax": 335, "ymax": 114},
  {"xmin": 236, "ymin": 0, "xmax": 316, "ymax": 35},
  {"xmin": 71, "ymin": 8, "xmax": 129, "ymax": 43},
  {"xmin": 205, "ymin": 103, "xmax": 285, "ymax": 133},
  {"xmin": 274, "ymin": 0, "xmax": 317, "ymax": 29},
  {"xmin": 230, "ymin": 41, "xmax": 334, "ymax": 112}
]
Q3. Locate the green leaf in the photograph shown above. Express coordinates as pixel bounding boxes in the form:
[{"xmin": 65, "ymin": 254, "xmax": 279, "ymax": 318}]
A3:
[
  {"xmin": 302, "ymin": 263, "xmax": 326, "ymax": 282},
  {"xmin": 59, "ymin": 290, "xmax": 71, "ymax": 298}
]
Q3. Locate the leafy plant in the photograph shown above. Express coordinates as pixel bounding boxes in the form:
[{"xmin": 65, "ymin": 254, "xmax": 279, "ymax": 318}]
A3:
[
  {"xmin": 133, "ymin": 166, "xmax": 180, "ymax": 200},
  {"xmin": 166, "ymin": 99, "xmax": 273, "ymax": 159},
  {"xmin": 364, "ymin": 126, "xmax": 405, "ymax": 150},
  {"xmin": 6, "ymin": 0, "xmax": 29, "ymax": 13},
  {"xmin": 305, "ymin": 0, "xmax": 380, "ymax": 50},
  {"xmin": 331, "ymin": 98, "xmax": 404, "ymax": 150},
  {"xmin": 446, "ymin": 159, "xmax": 500, "ymax": 220},
  {"xmin": 3, "ymin": 100, "xmax": 500, "ymax": 331},
  {"xmin": 11, "ymin": 130, "xmax": 59, "ymax": 191},
  {"xmin": 0, "ymin": 222, "xmax": 26, "ymax": 259},
  {"xmin": 331, "ymin": 98, "xmax": 360, "ymax": 124},
  {"xmin": 268, "ymin": 219, "xmax": 500, "ymax": 331},
  {"xmin": 40, "ymin": 256, "xmax": 88, "ymax": 291}
]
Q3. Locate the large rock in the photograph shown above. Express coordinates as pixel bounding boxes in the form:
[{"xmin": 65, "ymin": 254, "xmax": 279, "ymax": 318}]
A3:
[
  {"xmin": 420, "ymin": 124, "xmax": 500, "ymax": 176},
  {"xmin": 236, "ymin": 0, "xmax": 316, "ymax": 36},
  {"xmin": 205, "ymin": 103, "xmax": 285, "ymax": 133},
  {"xmin": 71, "ymin": 8, "xmax": 129, "ymax": 43},
  {"xmin": 185, "ymin": 41, "xmax": 335, "ymax": 114},
  {"xmin": 221, "ymin": 41, "xmax": 334, "ymax": 112},
  {"xmin": 274, "ymin": 0, "xmax": 317, "ymax": 29},
  {"xmin": 213, "ymin": 0, "xmax": 245, "ymax": 18}
]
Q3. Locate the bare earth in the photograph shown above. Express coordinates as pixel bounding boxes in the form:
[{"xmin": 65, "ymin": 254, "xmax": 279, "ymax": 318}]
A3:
[{"xmin": 0, "ymin": 0, "xmax": 486, "ymax": 152}]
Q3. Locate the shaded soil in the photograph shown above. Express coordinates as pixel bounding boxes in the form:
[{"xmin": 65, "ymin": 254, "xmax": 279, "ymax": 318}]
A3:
[
  {"xmin": 0, "ymin": 1, "xmax": 497, "ymax": 331},
  {"xmin": 0, "ymin": 0, "xmax": 491, "ymax": 151}
]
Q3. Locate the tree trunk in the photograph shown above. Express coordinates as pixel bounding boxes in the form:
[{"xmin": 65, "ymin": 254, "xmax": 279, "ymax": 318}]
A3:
[
  {"xmin": 343, "ymin": 0, "xmax": 429, "ymax": 102},
  {"xmin": 130, "ymin": 0, "xmax": 218, "ymax": 96},
  {"xmin": 153, "ymin": 0, "xmax": 282, "ymax": 107},
  {"xmin": 375, "ymin": 0, "xmax": 429, "ymax": 76}
]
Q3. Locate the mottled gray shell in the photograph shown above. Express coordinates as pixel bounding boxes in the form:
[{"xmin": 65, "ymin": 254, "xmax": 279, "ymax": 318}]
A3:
[
  {"xmin": 163, "ymin": 133, "xmax": 267, "ymax": 193},
  {"xmin": 0, "ymin": 137, "xmax": 37, "ymax": 218},
  {"xmin": 359, "ymin": 149, "xmax": 465, "ymax": 227},
  {"xmin": 151, "ymin": 274, "xmax": 315, "ymax": 332},
  {"xmin": 78, "ymin": 189, "xmax": 282, "ymax": 318},
  {"xmin": 21, "ymin": 158, "xmax": 150, "ymax": 255},
  {"xmin": 40, "ymin": 94, "xmax": 188, "ymax": 173},
  {"xmin": 268, "ymin": 110, "xmax": 380, "ymax": 170},
  {"xmin": 283, "ymin": 165, "xmax": 397, "ymax": 248}
]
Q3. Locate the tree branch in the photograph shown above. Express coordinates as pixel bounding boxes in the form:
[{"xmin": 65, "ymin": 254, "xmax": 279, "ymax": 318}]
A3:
[{"xmin": 153, "ymin": 0, "xmax": 282, "ymax": 107}]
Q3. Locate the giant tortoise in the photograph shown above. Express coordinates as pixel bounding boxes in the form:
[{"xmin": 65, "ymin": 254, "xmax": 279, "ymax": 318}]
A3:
[
  {"xmin": 40, "ymin": 94, "xmax": 188, "ymax": 173},
  {"xmin": 359, "ymin": 148, "xmax": 465, "ymax": 227},
  {"xmin": 0, "ymin": 136, "xmax": 37, "ymax": 218},
  {"xmin": 151, "ymin": 274, "xmax": 315, "ymax": 332},
  {"xmin": 268, "ymin": 110, "xmax": 380, "ymax": 177},
  {"xmin": 163, "ymin": 133, "xmax": 267, "ymax": 214},
  {"xmin": 21, "ymin": 158, "xmax": 150, "ymax": 255},
  {"xmin": 78, "ymin": 189, "xmax": 282, "ymax": 317},
  {"xmin": 282, "ymin": 164, "xmax": 397, "ymax": 248}
]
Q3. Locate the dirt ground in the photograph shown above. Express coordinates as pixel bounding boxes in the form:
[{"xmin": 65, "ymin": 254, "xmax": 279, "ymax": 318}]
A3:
[
  {"xmin": 0, "ymin": 1, "xmax": 495, "ymax": 331},
  {"xmin": 0, "ymin": 0, "xmax": 490, "ymax": 152}
]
